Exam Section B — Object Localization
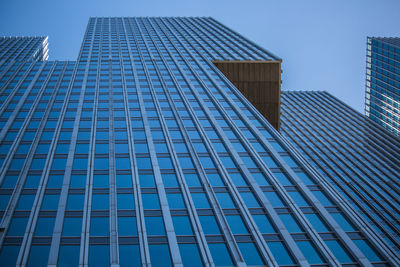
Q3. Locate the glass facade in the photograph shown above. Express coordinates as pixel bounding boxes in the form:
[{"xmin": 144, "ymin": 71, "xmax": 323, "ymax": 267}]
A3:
[
  {"xmin": 365, "ymin": 37, "xmax": 400, "ymax": 136},
  {"xmin": 0, "ymin": 17, "xmax": 399, "ymax": 266},
  {"xmin": 281, "ymin": 90, "xmax": 400, "ymax": 257},
  {"xmin": 0, "ymin": 36, "xmax": 49, "ymax": 62}
]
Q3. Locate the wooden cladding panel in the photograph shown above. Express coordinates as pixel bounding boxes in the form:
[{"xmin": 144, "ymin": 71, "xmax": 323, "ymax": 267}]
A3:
[{"xmin": 213, "ymin": 61, "xmax": 281, "ymax": 131}]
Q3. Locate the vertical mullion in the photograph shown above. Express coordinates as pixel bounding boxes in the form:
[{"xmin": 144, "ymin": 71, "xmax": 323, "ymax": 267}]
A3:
[
  {"xmin": 131, "ymin": 17, "xmax": 183, "ymax": 267},
  {"xmin": 119, "ymin": 17, "xmax": 152, "ymax": 266}
]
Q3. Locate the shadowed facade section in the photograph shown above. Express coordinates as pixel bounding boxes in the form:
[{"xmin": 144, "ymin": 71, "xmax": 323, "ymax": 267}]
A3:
[{"xmin": 213, "ymin": 60, "xmax": 281, "ymax": 130}]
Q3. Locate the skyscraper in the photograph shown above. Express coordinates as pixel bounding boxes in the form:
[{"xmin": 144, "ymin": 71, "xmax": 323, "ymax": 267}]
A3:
[
  {"xmin": 281, "ymin": 90, "xmax": 400, "ymax": 257},
  {"xmin": 365, "ymin": 37, "xmax": 400, "ymax": 136},
  {"xmin": 0, "ymin": 17, "xmax": 398, "ymax": 266}
]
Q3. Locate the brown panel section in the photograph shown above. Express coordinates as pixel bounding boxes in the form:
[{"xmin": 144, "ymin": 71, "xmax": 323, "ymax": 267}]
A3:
[{"xmin": 213, "ymin": 60, "xmax": 281, "ymax": 131}]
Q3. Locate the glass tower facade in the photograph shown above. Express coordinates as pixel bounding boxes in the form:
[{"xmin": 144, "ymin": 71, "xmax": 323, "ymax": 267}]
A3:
[
  {"xmin": 0, "ymin": 17, "xmax": 399, "ymax": 266},
  {"xmin": 281, "ymin": 90, "xmax": 400, "ymax": 258},
  {"xmin": 0, "ymin": 36, "xmax": 49, "ymax": 62},
  {"xmin": 365, "ymin": 37, "xmax": 400, "ymax": 136}
]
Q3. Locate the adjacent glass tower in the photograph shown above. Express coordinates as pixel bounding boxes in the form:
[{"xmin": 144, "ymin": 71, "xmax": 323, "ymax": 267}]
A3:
[
  {"xmin": 281, "ymin": 90, "xmax": 400, "ymax": 257},
  {"xmin": 365, "ymin": 37, "xmax": 400, "ymax": 136},
  {"xmin": 0, "ymin": 36, "xmax": 49, "ymax": 62},
  {"xmin": 0, "ymin": 17, "xmax": 399, "ymax": 266}
]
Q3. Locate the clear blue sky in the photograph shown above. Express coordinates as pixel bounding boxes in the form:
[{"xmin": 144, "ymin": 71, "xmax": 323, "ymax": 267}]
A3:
[{"xmin": 1, "ymin": 0, "xmax": 399, "ymax": 112}]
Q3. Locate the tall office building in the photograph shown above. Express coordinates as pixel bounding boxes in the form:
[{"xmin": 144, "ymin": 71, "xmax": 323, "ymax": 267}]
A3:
[
  {"xmin": 365, "ymin": 37, "xmax": 400, "ymax": 136},
  {"xmin": 0, "ymin": 17, "xmax": 398, "ymax": 266},
  {"xmin": 281, "ymin": 90, "xmax": 400, "ymax": 256}
]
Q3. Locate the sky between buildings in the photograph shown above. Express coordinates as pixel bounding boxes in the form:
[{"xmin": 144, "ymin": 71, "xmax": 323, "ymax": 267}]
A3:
[{"xmin": 0, "ymin": 0, "xmax": 399, "ymax": 113}]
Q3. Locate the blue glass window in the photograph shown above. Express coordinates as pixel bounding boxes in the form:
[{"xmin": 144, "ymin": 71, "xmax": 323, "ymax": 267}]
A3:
[
  {"xmin": 10, "ymin": 158, "xmax": 25, "ymax": 170},
  {"xmin": 93, "ymin": 175, "xmax": 109, "ymax": 188},
  {"xmin": 136, "ymin": 157, "xmax": 152, "ymax": 169},
  {"xmin": 199, "ymin": 156, "xmax": 216, "ymax": 168},
  {"xmin": 73, "ymin": 157, "xmax": 88, "ymax": 170},
  {"xmin": 161, "ymin": 174, "xmax": 179, "ymax": 187},
  {"xmin": 238, "ymin": 243, "xmax": 264, "ymax": 266},
  {"xmin": 183, "ymin": 173, "xmax": 201, "ymax": 187},
  {"xmin": 116, "ymin": 157, "xmax": 131, "ymax": 170},
  {"xmin": 273, "ymin": 172, "xmax": 293, "ymax": 185},
  {"xmin": 94, "ymin": 158, "xmax": 109, "ymax": 170},
  {"xmin": 24, "ymin": 175, "xmax": 41, "ymax": 188},
  {"xmin": 226, "ymin": 215, "xmax": 248, "ymax": 234},
  {"xmin": 118, "ymin": 216, "xmax": 137, "ymax": 236},
  {"xmin": 267, "ymin": 242, "xmax": 295, "ymax": 265},
  {"xmin": 156, "ymin": 153, "xmax": 176, "ymax": 167},
  {"xmin": 0, "ymin": 245, "xmax": 20, "ymax": 267},
  {"xmin": 7, "ymin": 217, "xmax": 28, "ymax": 236},
  {"xmin": 34, "ymin": 217, "xmax": 55, "ymax": 236},
  {"xmin": 179, "ymin": 244, "xmax": 203, "ymax": 267},
  {"xmin": 115, "ymin": 143, "xmax": 129, "ymax": 153},
  {"xmin": 240, "ymin": 192, "xmax": 260, "ymax": 207},
  {"xmin": 166, "ymin": 193, "xmax": 186, "ymax": 209},
  {"xmin": 92, "ymin": 194, "xmax": 109, "ymax": 210},
  {"xmin": 229, "ymin": 173, "xmax": 247, "ymax": 186},
  {"xmin": 261, "ymin": 156, "xmax": 279, "ymax": 168},
  {"xmin": 149, "ymin": 245, "xmax": 172, "ymax": 267},
  {"xmin": 206, "ymin": 173, "xmax": 224, "ymax": 186},
  {"xmin": 52, "ymin": 158, "xmax": 67, "ymax": 170},
  {"xmin": 264, "ymin": 191, "xmax": 285, "ymax": 207},
  {"xmin": 240, "ymin": 156, "xmax": 258, "ymax": 168},
  {"xmin": 251, "ymin": 173, "xmax": 270, "ymax": 186},
  {"xmin": 27, "ymin": 245, "xmax": 50, "ymax": 267},
  {"xmin": 142, "ymin": 194, "xmax": 160, "ymax": 209},
  {"xmin": 288, "ymin": 191, "xmax": 309, "ymax": 206},
  {"xmin": 172, "ymin": 216, "xmax": 193, "ymax": 235},
  {"xmin": 1, "ymin": 175, "xmax": 18, "ymax": 188},
  {"xmin": 36, "ymin": 144, "xmax": 50, "ymax": 154},
  {"xmin": 30, "ymin": 158, "xmax": 46, "ymax": 170},
  {"xmin": 312, "ymin": 190, "xmax": 333, "ymax": 206},
  {"xmin": 139, "ymin": 174, "xmax": 155, "ymax": 187},
  {"xmin": 270, "ymin": 142, "xmax": 285, "ymax": 152},
  {"xmin": 0, "ymin": 194, "xmax": 10, "ymax": 209},
  {"xmin": 90, "ymin": 217, "xmax": 109, "ymax": 236},
  {"xmin": 145, "ymin": 216, "xmax": 165, "ymax": 236},
  {"xmin": 119, "ymin": 245, "xmax": 141, "ymax": 267},
  {"xmin": 280, "ymin": 214, "xmax": 302, "ymax": 232},
  {"xmin": 41, "ymin": 194, "xmax": 60, "ymax": 210},
  {"xmin": 70, "ymin": 175, "xmax": 86, "ymax": 188},
  {"xmin": 325, "ymin": 240, "xmax": 353, "ymax": 263},
  {"xmin": 47, "ymin": 175, "xmax": 63, "ymax": 188},
  {"xmin": 296, "ymin": 241, "xmax": 325, "ymax": 264},
  {"xmin": 191, "ymin": 193, "xmax": 210, "ymax": 209},
  {"xmin": 66, "ymin": 194, "xmax": 85, "ymax": 210},
  {"xmin": 58, "ymin": 245, "xmax": 80, "ymax": 267},
  {"xmin": 282, "ymin": 155, "xmax": 298, "ymax": 167},
  {"xmin": 295, "ymin": 172, "xmax": 315, "ymax": 185},
  {"xmin": 96, "ymin": 131, "xmax": 109, "ymax": 140},
  {"xmin": 75, "ymin": 143, "xmax": 90, "ymax": 154},
  {"xmin": 305, "ymin": 213, "xmax": 329, "ymax": 232},
  {"xmin": 178, "ymin": 156, "xmax": 194, "ymax": 169},
  {"xmin": 56, "ymin": 144, "xmax": 70, "ymax": 154},
  {"xmin": 134, "ymin": 144, "xmax": 149, "ymax": 153},
  {"xmin": 62, "ymin": 217, "xmax": 82, "ymax": 236},
  {"xmin": 116, "ymin": 175, "xmax": 133, "ymax": 188},
  {"xmin": 252, "ymin": 215, "xmax": 276, "ymax": 233},
  {"xmin": 199, "ymin": 216, "xmax": 221, "ymax": 235},
  {"xmin": 117, "ymin": 194, "xmax": 135, "ymax": 210},
  {"xmin": 353, "ymin": 239, "xmax": 382, "ymax": 262},
  {"xmin": 330, "ymin": 213, "xmax": 355, "ymax": 231},
  {"xmin": 216, "ymin": 193, "xmax": 236, "ymax": 208},
  {"xmin": 209, "ymin": 243, "xmax": 234, "ymax": 266},
  {"xmin": 89, "ymin": 245, "xmax": 109, "ymax": 267}
]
